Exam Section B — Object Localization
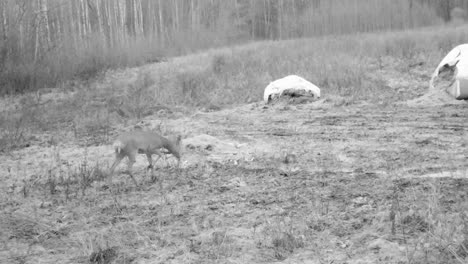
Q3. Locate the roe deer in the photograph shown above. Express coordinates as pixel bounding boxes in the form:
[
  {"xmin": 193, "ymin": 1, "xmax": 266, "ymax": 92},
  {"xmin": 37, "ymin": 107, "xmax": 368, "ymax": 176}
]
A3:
[{"xmin": 109, "ymin": 131, "xmax": 182, "ymax": 186}]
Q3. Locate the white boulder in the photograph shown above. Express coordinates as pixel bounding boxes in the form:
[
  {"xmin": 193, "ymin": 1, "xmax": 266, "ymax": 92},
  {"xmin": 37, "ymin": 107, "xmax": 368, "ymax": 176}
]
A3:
[
  {"xmin": 430, "ymin": 44, "xmax": 468, "ymax": 100},
  {"xmin": 263, "ymin": 75, "xmax": 321, "ymax": 102}
]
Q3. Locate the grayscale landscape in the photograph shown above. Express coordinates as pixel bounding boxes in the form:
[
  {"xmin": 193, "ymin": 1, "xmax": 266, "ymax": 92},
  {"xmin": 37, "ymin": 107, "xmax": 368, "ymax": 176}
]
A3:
[{"xmin": 0, "ymin": 1, "xmax": 467, "ymax": 263}]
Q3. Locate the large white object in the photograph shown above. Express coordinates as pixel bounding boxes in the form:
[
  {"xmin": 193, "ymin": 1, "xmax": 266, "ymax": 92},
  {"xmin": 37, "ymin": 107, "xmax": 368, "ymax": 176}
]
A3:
[
  {"xmin": 263, "ymin": 75, "xmax": 321, "ymax": 102},
  {"xmin": 430, "ymin": 44, "xmax": 468, "ymax": 100}
]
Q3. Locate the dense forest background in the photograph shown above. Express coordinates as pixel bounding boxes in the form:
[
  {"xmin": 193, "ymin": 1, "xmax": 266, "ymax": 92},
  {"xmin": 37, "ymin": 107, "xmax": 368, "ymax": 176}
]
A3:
[{"xmin": 0, "ymin": 0, "xmax": 467, "ymax": 94}]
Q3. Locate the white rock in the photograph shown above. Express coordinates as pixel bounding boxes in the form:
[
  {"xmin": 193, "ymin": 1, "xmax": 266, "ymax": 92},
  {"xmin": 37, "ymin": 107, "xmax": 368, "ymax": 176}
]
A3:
[
  {"xmin": 263, "ymin": 75, "xmax": 321, "ymax": 102},
  {"xmin": 431, "ymin": 44, "xmax": 468, "ymax": 100}
]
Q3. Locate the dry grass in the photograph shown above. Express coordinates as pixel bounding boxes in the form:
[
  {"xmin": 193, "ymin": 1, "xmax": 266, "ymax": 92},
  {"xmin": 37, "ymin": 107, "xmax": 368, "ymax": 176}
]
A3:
[
  {"xmin": 1, "ymin": 25, "xmax": 468, "ymax": 263},
  {"xmin": 2, "ymin": 24, "xmax": 468, "ymax": 152},
  {"xmin": 1, "ymin": 0, "xmax": 444, "ymax": 95},
  {"xmin": 389, "ymin": 177, "xmax": 468, "ymax": 263},
  {"xmin": 1, "ymin": 104, "xmax": 467, "ymax": 263},
  {"xmin": 103, "ymin": 24, "xmax": 468, "ymax": 108}
]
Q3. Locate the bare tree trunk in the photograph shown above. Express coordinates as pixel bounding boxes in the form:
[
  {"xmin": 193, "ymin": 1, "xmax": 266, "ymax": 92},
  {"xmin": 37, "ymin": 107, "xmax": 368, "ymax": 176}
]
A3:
[
  {"xmin": 34, "ymin": 0, "xmax": 40, "ymax": 62},
  {"xmin": 117, "ymin": 0, "xmax": 126, "ymax": 45},
  {"xmin": 278, "ymin": 0, "xmax": 283, "ymax": 39},
  {"xmin": 84, "ymin": 0, "xmax": 90, "ymax": 38},
  {"xmin": 132, "ymin": 0, "xmax": 137, "ymax": 36},
  {"xmin": 81, "ymin": 0, "xmax": 88, "ymax": 44},
  {"xmin": 132, "ymin": 0, "xmax": 141, "ymax": 36},
  {"xmin": 95, "ymin": 0, "xmax": 104, "ymax": 44},
  {"xmin": 251, "ymin": 0, "xmax": 256, "ymax": 39},
  {"xmin": 151, "ymin": 1, "xmax": 158, "ymax": 39},
  {"xmin": 113, "ymin": 0, "xmax": 119, "ymax": 45},
  {"xmin": 1, "ymin": 1, "xmax": 8, "ymax": 44},
  {"xmin": 80, "ymin": 0, "xmax": 84, "ymax": 37},
  {"xmin": 138, "ymin": 0, "xmax": 143, "ymax": 36},
  {"xmin": 147, "ymin": 1, "xmax": 153, "ymax": 38},
  {"xmin": 190, "ymin": 0, "xmax": 195, "ymax": 31},
  {"xmin": 55, "ymin": 2, "xmax": 63, "ymax": 44},
  {"xmin": 76, "ymin": 0, "xmax": 83, "ymax": 42},
  {"xmin": 68, "ymin": 0, "xmax": 77, "ymax": 49},
  {"xmin": 233, "ymin": 0, "xmax": 240, "ymax": 27},
  {"xmin": 34, "ymin": 0, "xmax": 51, "ymax": 61},
  {"xmin": 147, "ymin": 1, "xmax": 155, "ymax": 38},
  {"xmin": 409, "ymin": 0, "xmax": 413, "ymax": 28},
  {"xmin": 114, "ymin": 0, "xmax": 120, "ymax": 44},
  {"xmin": 263, "ymin": 0, "xmax": 267, "ymax": 38},
  {"xmin": 43, "ymin": 0, "xmax": 51, "ymax": 49},
  {"xmin": 13, "ymin": 1, "xmax": 30, "ymax": 57},
  {"xmin": 174, "ymin": 0, "xmax": 179, "ymax": 33},
  {"xmin": 19, "ymin": 19, "xmax": 23, "ymax": 55},
  {"xmin": 105, "ymin": 0, "xmax": 113, "ymax": 47},
  {"xmin": 1, "ymin": 0, "xmax": 8, "ymax": 63},
  {"xmin": 158, "ymin": 0, "xmax": 164, "ymax": 44}
]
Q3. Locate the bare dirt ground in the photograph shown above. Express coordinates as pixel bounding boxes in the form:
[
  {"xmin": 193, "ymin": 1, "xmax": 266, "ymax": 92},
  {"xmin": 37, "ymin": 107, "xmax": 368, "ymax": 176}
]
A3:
[{"xmin": 1, "ymin": 88, "xmax": 467, "ymax": 263}]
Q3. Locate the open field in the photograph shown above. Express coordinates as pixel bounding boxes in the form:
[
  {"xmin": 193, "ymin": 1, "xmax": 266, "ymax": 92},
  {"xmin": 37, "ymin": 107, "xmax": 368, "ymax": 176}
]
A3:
[
  {"xmin": 1, "ymin": 100, "xmax": 467, "ymax": 264},
  {"xmin": 1, "ymin": 25, "xmax": 468, "ymax": 263}
]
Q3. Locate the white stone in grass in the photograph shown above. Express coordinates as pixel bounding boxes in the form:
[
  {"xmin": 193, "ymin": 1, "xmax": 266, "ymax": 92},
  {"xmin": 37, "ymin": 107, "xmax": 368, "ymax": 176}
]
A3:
[
  {"xmin": 263, "ymin": 75, "xmax": 321, "ymax": 103},
  {"xmin": 430, "ymin": 44, "xmax": 468, "ymax": 100}
]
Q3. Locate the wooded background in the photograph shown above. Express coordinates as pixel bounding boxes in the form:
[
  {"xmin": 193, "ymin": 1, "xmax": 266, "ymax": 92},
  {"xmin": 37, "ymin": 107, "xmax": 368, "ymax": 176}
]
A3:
[{"xmin": 0, "ymin": 0, "xmax": 466, "ymax": 94}]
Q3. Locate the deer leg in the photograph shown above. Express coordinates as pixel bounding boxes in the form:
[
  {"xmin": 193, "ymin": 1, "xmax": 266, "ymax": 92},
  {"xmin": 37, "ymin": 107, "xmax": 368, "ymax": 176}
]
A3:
[
  {"xmin": 151, "ymin": 149, "xmax": 163, "ymax": 167},
  {"xmin": 146, "ymin": 153, "xmax": 153, "ymax": 170},
  {"xmin": 126, "ymin": 151, "xmax": 138, "ymax": 187},
  {"xmin": 108, "ymin": 153, "xmax": 125, "ymax": 185}
]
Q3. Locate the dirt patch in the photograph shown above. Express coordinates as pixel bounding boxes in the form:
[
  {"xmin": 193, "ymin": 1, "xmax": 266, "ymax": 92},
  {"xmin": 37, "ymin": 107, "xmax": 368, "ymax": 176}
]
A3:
[
  {"xmin": 184, "ymin": 134, "xmax": 241, "ymax": 153},
  {"xmin": 406, "ymin": 89, "xmax": 467, "ymax": 106},
  {"xmin": 406, "ymin": 71, "xmax": 468, "ymax": 107}
]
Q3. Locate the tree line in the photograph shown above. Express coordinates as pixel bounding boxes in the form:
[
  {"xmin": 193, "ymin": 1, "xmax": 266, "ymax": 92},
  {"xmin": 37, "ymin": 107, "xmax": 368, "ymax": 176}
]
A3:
[{"xmin": 0, "ymin": 0, "xmax": 465, "ymax": 94}]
